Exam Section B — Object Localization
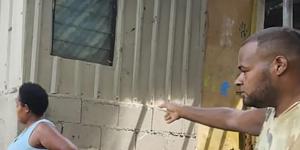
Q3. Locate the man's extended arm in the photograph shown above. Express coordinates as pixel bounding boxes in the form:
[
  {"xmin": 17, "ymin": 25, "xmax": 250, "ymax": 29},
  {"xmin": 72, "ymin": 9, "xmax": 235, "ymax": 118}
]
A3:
[{"xmin": 159, "ymin": 101, "xmax": 266, "ymax": 136}]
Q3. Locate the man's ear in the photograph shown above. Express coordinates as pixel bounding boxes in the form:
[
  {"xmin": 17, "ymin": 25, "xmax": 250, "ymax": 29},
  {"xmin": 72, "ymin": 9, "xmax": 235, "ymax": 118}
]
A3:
[
  {"xmin": 24, "ymin": 104, "xmax": 30, "ymax": 113},
  {"xmin": 272, "ymin": 56, "xmax": 288, "ymax": 76}
]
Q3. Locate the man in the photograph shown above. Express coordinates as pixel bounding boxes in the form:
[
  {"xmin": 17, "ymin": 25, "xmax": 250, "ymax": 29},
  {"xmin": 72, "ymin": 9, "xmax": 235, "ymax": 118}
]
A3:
[
  {"xmin": 159, "ymin": 27, "xmax": 300, "ymax": 150},
  {"xmin": 8, "ymin": 82, "xmax": 77, "ymax": 150}
]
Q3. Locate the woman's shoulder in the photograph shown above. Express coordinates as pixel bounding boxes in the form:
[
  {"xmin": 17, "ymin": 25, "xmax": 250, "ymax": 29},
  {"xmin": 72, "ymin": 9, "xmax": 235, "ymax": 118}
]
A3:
[
  {"xmin": 31, "ymin": 119, "xmax": 57, "ymax": 139},
  {"xmin": 35, "ymin": 119, "xmax": 56, "ymax": 132}
]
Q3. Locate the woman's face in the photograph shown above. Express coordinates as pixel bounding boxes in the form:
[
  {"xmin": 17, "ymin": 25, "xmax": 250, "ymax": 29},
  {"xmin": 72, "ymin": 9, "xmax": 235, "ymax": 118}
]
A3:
[{"xmin": 16, "ymin": 96, "xmax": 29, "ymax": 124}]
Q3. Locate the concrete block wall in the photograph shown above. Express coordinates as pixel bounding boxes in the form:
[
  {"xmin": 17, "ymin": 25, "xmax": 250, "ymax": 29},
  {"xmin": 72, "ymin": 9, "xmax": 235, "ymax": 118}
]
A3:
[
  {"xmin": 45, "ymin": 95, "xmax": 197, "ymax": 150},
  {"xmin": 0, "ymin": 94, "xmax": 18, "ymax": 149}
]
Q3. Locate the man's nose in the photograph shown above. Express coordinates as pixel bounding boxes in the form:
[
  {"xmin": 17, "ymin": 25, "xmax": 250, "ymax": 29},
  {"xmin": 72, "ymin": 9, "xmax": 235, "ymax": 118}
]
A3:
[{"xmin": 234, "ymin": 73, "xmax": 243, "ymax": 86}]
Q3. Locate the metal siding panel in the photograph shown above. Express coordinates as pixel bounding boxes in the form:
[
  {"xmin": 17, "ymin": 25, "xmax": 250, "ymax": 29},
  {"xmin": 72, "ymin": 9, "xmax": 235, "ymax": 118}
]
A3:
[
  {"xmin": 0, "ymin": 0, "xmax": 12, "ymax": 93},
  {"xmin": 182, "ymin": 0, "xmax": 192, "ymax": 104},
  {"xmin": 37, "ymin": 0, "xmax": 54, "ymax": 92},
  {"xmin": 154, "ymin": 0, "xmax": 170, "ymax": 101},
  {"xmin": 8, "ymin": 0, "xmax": 24, "ymax": 89},
  {"xmin": 165, "ymin": 0, "xmax": 176, "ymax": 101},
  {"xmin": 0, "ymin": 2, "xmax": 25, "ymax": 148},
  {"xmin": 37, "ymin": 49, "xmax": 53, "ymax": 92},
  {"xmin": 40, "ymin": 0, "xmax": 53, "ymax": 53},
  {"xmin": 119, "ymin": 0, "xmax": 137, "ymax": 102},
  {"xmin": 132, "ymin": 0, "xmax": 144, "ymax": 100},
  {"xmin": 171, "ymin": 0, "xmax": 186, "ymax": 102},
  {"xmin": 30, "ymin": 0, "xmax": 43, "ymax": 82},
  {"xmin": 187, "ymin": 0, "xmax": 204, "ymax": 105},
  {"xmin": 137, "ymin": 0, "xmax": 154, "ymax": 103},
  {"xmin": 148, "ymin": 0, "xmax": 160, "ymax": 102},
  {"xmin": 23, "ymin": 0, "xmax": 35, "ymax": 83},
  {"xmin": 50, "ymin": 56, "xmax": 60, "ymax": 93},
  {"xmin": 5, "ymin": 0, "xmax": 13, "ymax": 89},
  {"xmin": 113, "ymin": 0, "xmax": 125, "ymax": 100}
]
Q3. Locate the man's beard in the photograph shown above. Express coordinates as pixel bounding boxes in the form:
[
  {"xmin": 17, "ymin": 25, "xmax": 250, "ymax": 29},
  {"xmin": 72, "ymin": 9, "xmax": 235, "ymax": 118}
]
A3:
[{"xmin": 243, "ymin": 73, "xmax": 277, "ymax": 108}]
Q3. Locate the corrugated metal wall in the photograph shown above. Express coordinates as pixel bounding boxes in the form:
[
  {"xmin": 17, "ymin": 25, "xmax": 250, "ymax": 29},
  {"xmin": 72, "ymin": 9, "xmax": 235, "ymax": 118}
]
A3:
[
  {"xmin": 24, "ymin": 0, "xmax": 205, "ymax": 105},
  {"xmin": 0, "ymin": 0, "xmax": 25, "ymax": 148},
  {"xmin": 0, "ymin": 0, "xmax": 24, "ymax": 92},
  {"xmin": 197, "ymin": 0, "xmax": 255, "ymax": 149}
]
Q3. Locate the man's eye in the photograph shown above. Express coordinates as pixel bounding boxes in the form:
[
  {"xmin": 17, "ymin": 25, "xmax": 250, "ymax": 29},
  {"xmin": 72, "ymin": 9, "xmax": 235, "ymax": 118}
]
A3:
[{"xmin": 242, "ymin": 69, "xmax": 249, "ymax": 73}]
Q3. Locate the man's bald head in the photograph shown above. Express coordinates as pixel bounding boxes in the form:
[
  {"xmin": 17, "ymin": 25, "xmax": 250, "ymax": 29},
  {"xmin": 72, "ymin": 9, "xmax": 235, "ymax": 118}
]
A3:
[{"xmin": 243, "ymin": 27, "xmax": 300, "ymax": 61}]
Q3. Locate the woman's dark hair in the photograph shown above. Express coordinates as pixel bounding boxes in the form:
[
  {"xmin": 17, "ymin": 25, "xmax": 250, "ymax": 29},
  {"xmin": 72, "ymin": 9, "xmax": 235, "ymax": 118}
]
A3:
[{"xmin": 19, "ymin": 82, "xmax": 48, "ymax": 116}]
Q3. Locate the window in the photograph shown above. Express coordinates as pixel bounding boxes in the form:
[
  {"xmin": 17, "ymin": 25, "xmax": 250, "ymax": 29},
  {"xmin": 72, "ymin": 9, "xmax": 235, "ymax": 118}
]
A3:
[
  {"xmin": 264, "ymin": 0, "xmax": 300, "ymax": 29},
  {"xmin": 52, "ymin": 0, "xmax": 117, "ymax": 66}
]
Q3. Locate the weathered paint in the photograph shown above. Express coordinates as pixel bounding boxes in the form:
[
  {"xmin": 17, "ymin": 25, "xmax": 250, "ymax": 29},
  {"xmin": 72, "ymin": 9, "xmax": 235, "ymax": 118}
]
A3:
[
  {"xmin": 197, "ymin": 0, "xmax": 255, "ymax": 149},
  {"xmin": 0, "ymin": 0, "xmax": 26, "ymax": 148},
  {"xmin": 220, "ymin": 81, "xmax": 230, "ymax": 97}
]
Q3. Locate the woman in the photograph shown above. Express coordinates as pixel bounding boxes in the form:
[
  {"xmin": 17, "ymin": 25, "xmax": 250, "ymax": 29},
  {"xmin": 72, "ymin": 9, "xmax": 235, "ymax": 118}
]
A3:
[{"xmin": 8, "ymin": 82, "xmax": 77, "ymax": 150}]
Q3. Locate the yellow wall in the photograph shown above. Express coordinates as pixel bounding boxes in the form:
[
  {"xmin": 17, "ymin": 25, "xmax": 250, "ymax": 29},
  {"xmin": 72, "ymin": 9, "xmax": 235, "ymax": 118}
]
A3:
[{"xmin": 197, "ymin": 0, "xmax": 255, "ymax": 149}]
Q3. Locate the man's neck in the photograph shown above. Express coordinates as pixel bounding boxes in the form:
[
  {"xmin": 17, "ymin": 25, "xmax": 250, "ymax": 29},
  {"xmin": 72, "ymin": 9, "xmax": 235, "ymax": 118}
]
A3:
[{"xmin": 275, "ymin": 95, "xmax": 300, "ymax": 117}]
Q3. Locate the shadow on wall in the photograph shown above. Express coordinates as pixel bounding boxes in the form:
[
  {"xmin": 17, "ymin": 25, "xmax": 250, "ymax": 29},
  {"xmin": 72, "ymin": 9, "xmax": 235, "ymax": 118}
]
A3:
[
  {"xmin": 197, "ymin": 99, "xmax": 243, "ymax": 150},
  {"xmin": 122, "ymin": 98, "xmax": 200, "ymax": 150},
  {"xmin": 127, "ymin": 100, "xmax": 149, "ymax": 150},
  {"xmin": 180, "ymin": 99, "xmax": 200, "ymax": 150}
]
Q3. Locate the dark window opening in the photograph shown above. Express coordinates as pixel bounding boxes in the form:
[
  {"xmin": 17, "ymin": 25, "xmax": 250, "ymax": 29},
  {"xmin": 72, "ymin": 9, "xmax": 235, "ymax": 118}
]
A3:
[
  {"xmin": 264, "ymin": 0, "xmax": 300, "ymax": 29},
  {"xmin": 51, "ymin": 0, "xmax": 117, "ymax": 66}
]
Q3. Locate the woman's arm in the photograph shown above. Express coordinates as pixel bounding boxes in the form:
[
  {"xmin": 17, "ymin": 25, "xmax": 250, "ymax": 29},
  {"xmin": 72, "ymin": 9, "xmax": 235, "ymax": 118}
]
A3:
[{"xmin": 30, "ymin": 123, "xmax": 78, "ymax": 150}]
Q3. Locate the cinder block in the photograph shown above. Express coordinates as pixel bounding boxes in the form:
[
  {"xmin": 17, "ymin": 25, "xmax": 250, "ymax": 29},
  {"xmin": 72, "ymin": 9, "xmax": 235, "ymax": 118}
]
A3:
[
  {"xmin": 82, "ymin": 100, "xmax": 118, "ymax": 126},
  {"xmin": 0, "ymin": 119, "xmax": 5, "ymax": 150},
  {"xmin": 118, "ymin": 104, "xmax": 152, "ymax": 130},
  {"xmin": 166, "ymin": 135, "xmax": 197, "ymax": 150},
  {"xmin": 45, "ymin": 96, "xmax": 81, "ymax": 123},
  {"xmin": 136, "ymin": 133, "xmax": 167, "ymax": 150},
  {"xmin": 152, "ymin": 107, "xmax": 183, "ymax": 133},
  {"xmin": 101, "ymin": 127, "xmax": 136, "ymax": 150},
  {"xmin": 53, "ymin": 122, "xmax": 63, "ymax": 133},
  {"xmin": 62, "ymin": 123, "xmax": 101, "ymax": 149},
  {"xmin": 0, "ymin": 95, "xmax": 18, "ymax": 149}
]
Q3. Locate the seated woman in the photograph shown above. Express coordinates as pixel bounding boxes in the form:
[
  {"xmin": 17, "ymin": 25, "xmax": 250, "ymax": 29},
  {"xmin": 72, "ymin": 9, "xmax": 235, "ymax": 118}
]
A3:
[{"xmin": 8, "ymin": 82, "xmax": 77, "ymax": 150}]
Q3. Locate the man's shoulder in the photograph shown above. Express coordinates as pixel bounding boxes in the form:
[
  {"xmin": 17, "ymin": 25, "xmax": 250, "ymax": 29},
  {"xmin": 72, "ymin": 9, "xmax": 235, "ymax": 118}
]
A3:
[{"xmin": 283, "ymin": 102, "xmax": 300, "ymax": 119}]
